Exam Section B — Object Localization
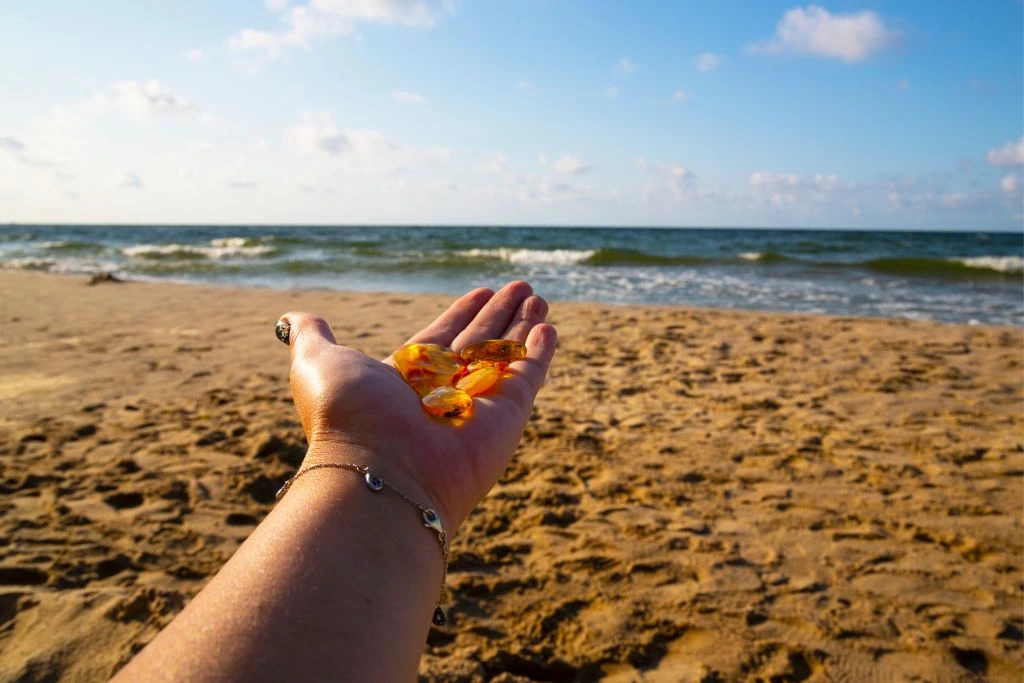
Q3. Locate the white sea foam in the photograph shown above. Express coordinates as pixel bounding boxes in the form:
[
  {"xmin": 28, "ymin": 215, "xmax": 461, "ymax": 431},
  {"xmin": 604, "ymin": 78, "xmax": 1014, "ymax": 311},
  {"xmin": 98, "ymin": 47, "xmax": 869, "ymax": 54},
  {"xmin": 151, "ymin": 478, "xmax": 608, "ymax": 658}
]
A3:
[
  {"xmin": 737, "ymin": 252, "xmax": 762, "ymax": 261},
  {"xmin": 123, "ymin": 239, "xmax": 274, "ymax": 259},
  {"xmin": 458, "ymin": 247, "xmax": 595, "ymax": 265},
  {"xmin": 950, "ymin": 256, "xmax": 1024, "ymax": 273}
]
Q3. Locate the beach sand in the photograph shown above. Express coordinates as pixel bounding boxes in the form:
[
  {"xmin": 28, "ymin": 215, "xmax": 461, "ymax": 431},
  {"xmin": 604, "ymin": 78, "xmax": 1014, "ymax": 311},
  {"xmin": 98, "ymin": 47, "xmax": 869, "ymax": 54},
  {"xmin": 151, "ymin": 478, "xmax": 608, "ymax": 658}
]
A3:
[{"xmin": 0, "ymin": 271, "xmax": 1021, "ymax": 682}]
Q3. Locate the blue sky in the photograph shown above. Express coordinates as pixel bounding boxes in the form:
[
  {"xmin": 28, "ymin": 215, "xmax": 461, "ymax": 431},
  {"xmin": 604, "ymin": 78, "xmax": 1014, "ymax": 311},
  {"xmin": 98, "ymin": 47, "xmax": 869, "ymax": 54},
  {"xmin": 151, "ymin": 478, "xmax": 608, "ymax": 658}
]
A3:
[{"xmin": 1, "ymin": 1, "xmax": 1022, "ymax": 229}]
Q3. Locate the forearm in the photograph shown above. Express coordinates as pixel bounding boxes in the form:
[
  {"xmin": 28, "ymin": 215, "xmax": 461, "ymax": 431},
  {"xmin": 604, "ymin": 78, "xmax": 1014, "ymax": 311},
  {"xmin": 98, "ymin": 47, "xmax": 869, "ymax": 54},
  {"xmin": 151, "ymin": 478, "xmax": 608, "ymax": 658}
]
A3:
[{"xmin": 114, "ymin": 448, "xmax": 443, "ymax": 682}]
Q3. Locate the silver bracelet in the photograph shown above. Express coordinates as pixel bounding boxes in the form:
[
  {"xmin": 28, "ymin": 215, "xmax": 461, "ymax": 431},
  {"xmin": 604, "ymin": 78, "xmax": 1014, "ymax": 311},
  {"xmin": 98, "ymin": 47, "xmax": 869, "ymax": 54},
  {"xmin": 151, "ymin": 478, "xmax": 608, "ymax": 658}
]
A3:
[{"xmin": 276, "ymin": 462, "xmax": 450, "ymax": 626}]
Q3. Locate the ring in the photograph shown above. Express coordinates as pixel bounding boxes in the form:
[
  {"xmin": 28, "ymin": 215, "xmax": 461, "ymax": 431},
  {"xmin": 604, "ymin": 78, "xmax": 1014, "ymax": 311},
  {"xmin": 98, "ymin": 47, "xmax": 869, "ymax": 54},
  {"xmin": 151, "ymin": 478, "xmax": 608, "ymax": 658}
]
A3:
[{"xmin": 275, "ymin": 319, "xmax": 291, "ymax": 345}]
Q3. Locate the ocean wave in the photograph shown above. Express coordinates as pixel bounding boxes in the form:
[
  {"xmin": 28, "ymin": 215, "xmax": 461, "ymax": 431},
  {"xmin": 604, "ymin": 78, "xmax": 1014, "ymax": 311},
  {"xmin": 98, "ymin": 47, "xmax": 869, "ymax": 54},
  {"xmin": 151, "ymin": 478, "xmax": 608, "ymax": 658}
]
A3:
[
  {"xmin": 36, "ymin": 240, "xmax": 103, "ymax": 253},
  {"xmin": 457, "ymin": 247, "xmax": 596, "ymax": 265},
  {"xmin": 584, "ymin": 248, "xmax": 711, "ymax": 266},
  {"xmin": 949, "ymin": 256, "xmax": 1024, "ymax": 274},
  {"xmin": 862, "ymin": 256, "xmax": 1023, "ymax": 279},
  {"xmin": 123, "ymin": 239, "xmax": 277, "ymax": 260}
]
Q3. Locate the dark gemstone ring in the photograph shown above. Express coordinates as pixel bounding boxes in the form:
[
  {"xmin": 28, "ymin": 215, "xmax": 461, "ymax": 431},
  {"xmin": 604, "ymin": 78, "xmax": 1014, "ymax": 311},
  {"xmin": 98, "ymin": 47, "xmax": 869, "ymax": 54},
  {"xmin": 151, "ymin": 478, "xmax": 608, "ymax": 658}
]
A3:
[{"xmin": 275, "ymin": 319, "xmax": 291, "ymax": 346}]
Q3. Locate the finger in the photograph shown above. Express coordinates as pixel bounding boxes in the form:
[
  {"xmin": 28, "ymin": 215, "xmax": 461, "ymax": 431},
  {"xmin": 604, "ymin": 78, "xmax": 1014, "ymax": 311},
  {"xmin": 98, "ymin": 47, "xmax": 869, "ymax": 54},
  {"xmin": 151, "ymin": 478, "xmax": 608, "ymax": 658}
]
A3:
[
  {"xmin": 277, "ymin": 311, "xmax": 337, "ymax": 361},
  {"xmin": 501, "ymin": 295, "xmax": 549, "ymax": 343},
  {"xmin": 451, "ymin": 280, "xmax": 533, "ymax": 351},
  {"xmin": 401, "ymin": 287, "xmax": 495, "ymax": 349},
  {"xmin": 510, "ymin": 323, "xmax": 558, "ymax": 398}
]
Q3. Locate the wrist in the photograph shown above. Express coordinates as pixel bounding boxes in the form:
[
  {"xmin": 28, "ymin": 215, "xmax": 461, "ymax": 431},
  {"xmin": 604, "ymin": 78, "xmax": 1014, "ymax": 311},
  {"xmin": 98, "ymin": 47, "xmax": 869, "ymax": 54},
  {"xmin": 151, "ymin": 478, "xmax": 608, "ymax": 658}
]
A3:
[
  {"xmin": 300, "ymin": 437, "xmax": 458, "ymax": 534},
  {"xmin": 274, "ymin": 452, "xmax": 450, "ymax": 624}
]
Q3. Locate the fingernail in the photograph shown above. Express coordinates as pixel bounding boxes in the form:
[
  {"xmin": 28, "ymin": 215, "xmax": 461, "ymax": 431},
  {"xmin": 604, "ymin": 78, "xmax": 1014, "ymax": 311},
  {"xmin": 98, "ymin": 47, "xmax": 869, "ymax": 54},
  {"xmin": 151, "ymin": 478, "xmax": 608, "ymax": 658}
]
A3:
[{"xmin": 275, "ymin": 319, "xmax": 291, "ymax": 346}]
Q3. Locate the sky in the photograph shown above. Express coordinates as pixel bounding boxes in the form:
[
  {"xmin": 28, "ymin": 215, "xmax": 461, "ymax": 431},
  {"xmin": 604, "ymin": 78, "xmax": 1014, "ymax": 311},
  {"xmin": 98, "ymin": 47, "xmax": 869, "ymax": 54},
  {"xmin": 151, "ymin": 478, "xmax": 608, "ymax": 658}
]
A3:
[{"xmin": 1, "ymin": 1, "xmax": 1022, "ymax": 230}]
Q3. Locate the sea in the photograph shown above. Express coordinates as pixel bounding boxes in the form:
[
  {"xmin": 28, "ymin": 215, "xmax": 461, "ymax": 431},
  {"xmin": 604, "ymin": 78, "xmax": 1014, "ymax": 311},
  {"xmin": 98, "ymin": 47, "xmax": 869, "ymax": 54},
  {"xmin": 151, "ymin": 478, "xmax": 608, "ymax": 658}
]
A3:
[{"xmin": 2, "ymin": 225, "xmax": 1022, "ymax": 326}]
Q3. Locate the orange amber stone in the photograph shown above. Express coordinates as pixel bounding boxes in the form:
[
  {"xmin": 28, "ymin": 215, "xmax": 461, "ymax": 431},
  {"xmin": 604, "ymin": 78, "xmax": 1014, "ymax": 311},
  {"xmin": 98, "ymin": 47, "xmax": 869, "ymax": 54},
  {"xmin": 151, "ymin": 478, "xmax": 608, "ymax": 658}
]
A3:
[
  {"xmin": 421, "ymin": 386, "xmax": 473, "ymax": 417},
  {"xmin": 393, "ymin": 343, "xmax": 465, "ymax": 393},
  {"xmin": 460, "ymin": 339, "xmax": 527, "ymax": 364},
  {"xmin": 455, "ymin": 364, "xmax": 500, "ymax": 396}
]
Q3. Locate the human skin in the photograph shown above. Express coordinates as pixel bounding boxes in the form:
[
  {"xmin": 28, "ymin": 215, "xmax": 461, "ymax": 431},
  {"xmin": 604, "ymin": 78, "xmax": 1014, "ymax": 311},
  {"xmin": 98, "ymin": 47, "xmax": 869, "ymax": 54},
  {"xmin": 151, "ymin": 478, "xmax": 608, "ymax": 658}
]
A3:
[{"xmin": 112, "ymin": 281, "xmax": 557, "ymax": 682}]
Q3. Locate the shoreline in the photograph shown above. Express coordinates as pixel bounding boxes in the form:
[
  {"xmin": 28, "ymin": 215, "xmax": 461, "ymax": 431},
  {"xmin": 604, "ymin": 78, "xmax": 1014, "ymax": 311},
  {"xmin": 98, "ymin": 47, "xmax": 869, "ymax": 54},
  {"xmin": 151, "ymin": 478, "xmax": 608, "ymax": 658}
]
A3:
[
  {"xmin": 0, "ymin": 270, "xmax": 1021, "ymax": 681},
  {"xmin": 5, "ymin": 269, "xmax": 1020, "ymax": 330}
]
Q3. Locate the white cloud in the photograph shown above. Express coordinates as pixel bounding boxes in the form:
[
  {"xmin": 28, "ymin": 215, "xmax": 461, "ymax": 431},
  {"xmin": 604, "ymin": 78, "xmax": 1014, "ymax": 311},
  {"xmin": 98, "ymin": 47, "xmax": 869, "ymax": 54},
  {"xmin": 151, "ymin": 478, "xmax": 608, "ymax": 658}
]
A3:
[
  {"xmin": 380, "ymin": 178, "xmax": 408, "ymax": 195},
  {"xmin": 391, "ymin": 90, "xmax": 425, "ymax": 105},
  {"xmin": 227, "ymin": 0, "xmax": 452, "ymax": 61},
  {"xmin": 288, "ymin": 112, "xmax": 449, "ymax": 174},
  {"xmin": 182, "ymin": 48, "xmax": 205, "ymax": 62},
  {"xmin": 476, "ymin": 151, "xmax": 507, "ymax": 173},
  {"xmin": 88, "ymin": 80, "xmax": 196, "ymax": 120},
  {"xmin": 516, "ymin": 79, "xmax": 533, "ymax": 90},
  {"xmin": 696, "ymin": 52, "xmax": 722, "ymax": 72},
  {"xmin": 747, "ymin": 5, "xmax": 901, "ymax": 63},
  {"xmin": 671, "ymin": 90, "xmax": 692, "ymax": 102},
  {"xmin": 0, "ymin": 133, "xmax": 26, "ymax": 155},
  {"xmin": 1001, "ymin": 174, "xmax": 1020, "ymax": 194},
  {"xmin": 637, "ymin": 160, "xmax": 696, "ymax": 200},
  {"xmin": 939, "ymin": 192, "xmax": 969, "ymax": 209},
  {"xmin": 605, "ymin": 85, "xmax": 619, "ymax": 98},
  {"xmin": 0, "ymin": 131, "xmax": 69, "ymax": 169},
  {"xmin": 616, "ymin": 57, "xmax": 637, "ymax": 74},
  {"xmin": 552, "ymin": 154, "xmax": 591, "ymax": 175},
  {"xmin": 433, "ymin": 178, "xmax": 458, "ymax": 192},
  {"xmin": 537, "ymin": 153, "xmax": 548, "ymax": 165},
  {"xmin": 986, "ymin": 138, "xmax": 1024, "ymax": 167},
  {"xmin": 749, "ymin": 170, "xmax": 854, "ymax": 193},
  {"xmin": 116, "ymin": 171, "xmax": 144, "ymax": 189},
  {"xmin": 512, "ymin": 174, "xmax": 596, "ymax": 205}
]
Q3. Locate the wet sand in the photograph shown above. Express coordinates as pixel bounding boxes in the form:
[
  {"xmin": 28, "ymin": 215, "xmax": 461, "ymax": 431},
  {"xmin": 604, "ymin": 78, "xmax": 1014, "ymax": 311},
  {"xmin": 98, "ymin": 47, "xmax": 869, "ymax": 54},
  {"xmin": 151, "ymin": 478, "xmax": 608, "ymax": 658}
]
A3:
[{"xmin": 0, "ymin": 271, "xmax": 1021, "ymax": 681}]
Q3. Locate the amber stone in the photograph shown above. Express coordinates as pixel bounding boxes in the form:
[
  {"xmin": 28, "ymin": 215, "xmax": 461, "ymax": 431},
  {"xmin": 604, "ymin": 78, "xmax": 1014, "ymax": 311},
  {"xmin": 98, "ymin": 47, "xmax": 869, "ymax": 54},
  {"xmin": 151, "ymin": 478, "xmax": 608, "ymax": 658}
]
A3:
[
  {"xmin": 421, "ymin": 387, "xmax": 473, "ymax": 417},
  {"xmin": 393, "ymin": 343, "xmax": 465, "ymax": 392},
  {"xmin": 459, "ymin": 339, "xmax": 527, "ymax": 364},
  {"xmin": 455, "ymin": 364, "xmax": 500, "ymax": 396}
]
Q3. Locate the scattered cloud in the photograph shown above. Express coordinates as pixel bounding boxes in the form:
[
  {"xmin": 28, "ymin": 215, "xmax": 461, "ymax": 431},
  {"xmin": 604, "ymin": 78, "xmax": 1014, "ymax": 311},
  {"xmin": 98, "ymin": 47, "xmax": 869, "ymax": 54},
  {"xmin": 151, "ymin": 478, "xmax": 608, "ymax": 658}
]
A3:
[
  {"xmin": 380, "ymin": 178, "xmax": 408, "ymax": 195},
  {"xmin": 87, "ymin": 80, "xmax": 197, "ymax": 120},
  {"xmin": 288, "ymin": 111, "xmax": 449, "ymax": 174},
  {"xmin": 391, "ymin": 90, "xmax": 425, "ymax": 105},
  {"xmin": 746, "ymin": 5, "xmax": 901, "ymax": 63},
  {"xmin": 433, "ymin": 178, "xmax": 458, "ymax": 192},
  {"xmin": 986, "ymin": 137, "xmax": 1024, "ymax": 167},
  {"xmin": 616, "ymin": 57, "xmax": 637, "ymax": 74},
  {"xmin": 696, "ymin": 52, "xmax": 722, "ymax": 72},
  {"xmin": 749, "ymin": 170, "xmax": 855, "ymax": 193},
  {"xmin": 0, "ymin": 131, "xmax": 69, "ymax": 169},
  {"xmin": 537, "ymin": 153, "xmax": 548, "ymax": 165},
  {"xmin": 116, "ymin": 171, "xmax": 144, "ymax": 189},
  {"xmin": 636, "ymin": 158, "xmax": 697, "ymax": 200},
  {"xmin": 671, "ymin": 90, "xmax": 692, "ymax": 102},
  {"xmin": 605, "ymin": 85, "xmax": 619, "ymax": 98},
  {"xmin": 0, "ymin": 133, "xmax": 26, "ymax": 155},
  {"xmin": 516, "ymin": 79, "xmax": 533, "ymax": 90},
  {"xmin": 476, "ymin": 151, "xmax": 507, "ymax": 173},
  {"xmin": 182, "ymin": 48, "xmax": 205, "ymax": 62},
  {"xmin": 226, "ymin": 0, "xmax": 452, "ymax": 62},
  {"xmin": 552, "ymin": 154, "xmax": 591, "ymax": 175},
  {"xmin": 1001, "ymin": 174, "xmax": 1020, "ymax": 194}
]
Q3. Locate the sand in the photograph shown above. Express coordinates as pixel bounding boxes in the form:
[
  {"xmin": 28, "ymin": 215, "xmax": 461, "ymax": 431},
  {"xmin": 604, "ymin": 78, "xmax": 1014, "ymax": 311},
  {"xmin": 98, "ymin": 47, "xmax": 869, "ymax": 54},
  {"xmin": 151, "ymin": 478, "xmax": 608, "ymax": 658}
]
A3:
[{"xmin": 0, "ymin": 271, "xmax": 1021, "ymax": 682}]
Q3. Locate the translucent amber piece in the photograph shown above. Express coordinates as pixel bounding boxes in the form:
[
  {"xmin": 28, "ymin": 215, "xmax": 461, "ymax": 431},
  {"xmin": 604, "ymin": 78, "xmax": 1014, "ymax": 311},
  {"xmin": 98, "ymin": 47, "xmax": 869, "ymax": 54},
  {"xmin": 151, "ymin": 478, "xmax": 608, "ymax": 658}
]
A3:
[
  {"xmin": 460, "ymin": 339, "xmax": 526, "ymax": 364},
  {"xmin": 421, "ymin": 386, "xmax": 473, "ymax": 417},
  {"xmin": 455, "ymin": 364, "xmax": 500, "ymax": 396},
  {"xmin": 394, "ymin": 343, "xmax": 465, "ymax": 392}
]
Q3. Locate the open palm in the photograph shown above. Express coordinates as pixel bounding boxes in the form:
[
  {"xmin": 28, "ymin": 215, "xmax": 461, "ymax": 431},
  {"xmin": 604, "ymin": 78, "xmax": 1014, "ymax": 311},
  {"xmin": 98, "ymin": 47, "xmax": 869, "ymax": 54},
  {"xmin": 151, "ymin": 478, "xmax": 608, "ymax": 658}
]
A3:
[{"xmin": 280, "ymin": 281, "xmax": 556, "ymax": 530}]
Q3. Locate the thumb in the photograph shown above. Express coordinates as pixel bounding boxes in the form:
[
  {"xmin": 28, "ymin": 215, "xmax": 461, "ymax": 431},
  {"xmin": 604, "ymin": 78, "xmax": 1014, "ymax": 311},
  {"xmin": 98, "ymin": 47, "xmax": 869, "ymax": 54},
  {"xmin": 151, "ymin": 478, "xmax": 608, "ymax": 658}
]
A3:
[{"xmin": 276, "ymin": 312, "xmax": 338, "ymax": 361}]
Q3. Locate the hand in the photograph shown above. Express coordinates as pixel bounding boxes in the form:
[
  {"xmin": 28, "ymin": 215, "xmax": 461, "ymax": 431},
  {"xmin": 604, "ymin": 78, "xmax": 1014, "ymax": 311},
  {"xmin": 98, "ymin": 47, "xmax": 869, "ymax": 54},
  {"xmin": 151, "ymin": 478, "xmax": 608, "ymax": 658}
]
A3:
[{"xmin": 279, "ymin": 281, "xmax": 557, "ymax": 531}]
